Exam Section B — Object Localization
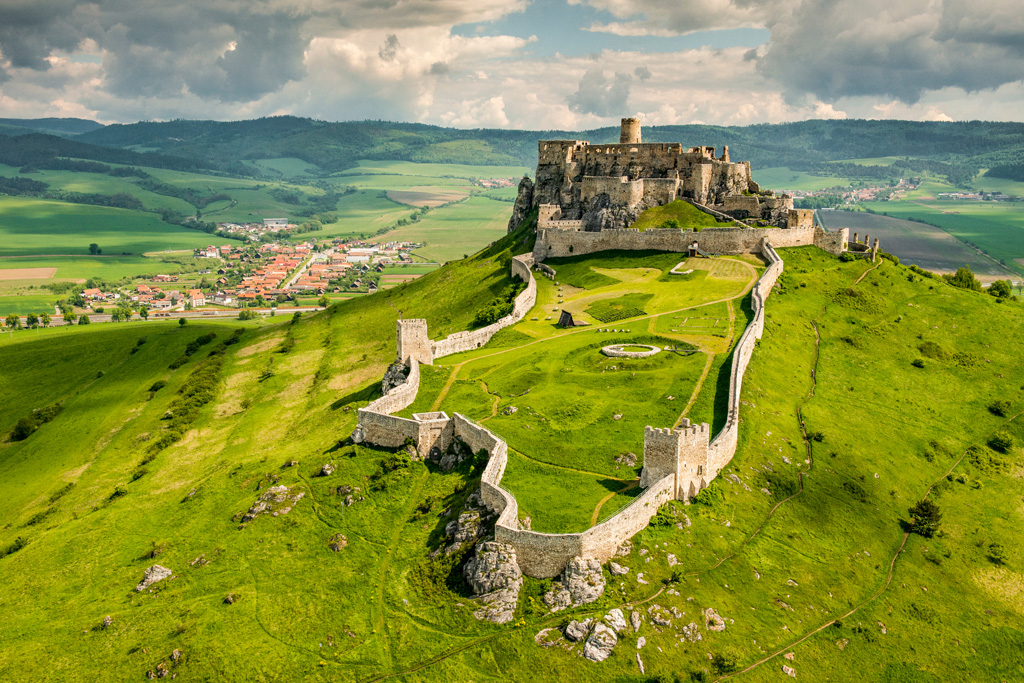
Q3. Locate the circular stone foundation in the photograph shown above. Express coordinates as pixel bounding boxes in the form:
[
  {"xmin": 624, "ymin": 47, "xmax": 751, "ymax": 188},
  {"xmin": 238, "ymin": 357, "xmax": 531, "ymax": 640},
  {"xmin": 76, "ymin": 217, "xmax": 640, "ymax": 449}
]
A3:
[{"xmin": 601, "ymin": 343, "xmax": 661, "ymax": 358}]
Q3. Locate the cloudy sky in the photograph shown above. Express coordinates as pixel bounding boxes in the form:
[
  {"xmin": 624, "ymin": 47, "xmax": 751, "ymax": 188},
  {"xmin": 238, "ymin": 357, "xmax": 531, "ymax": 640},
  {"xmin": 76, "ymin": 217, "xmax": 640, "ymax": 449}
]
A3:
[{"xmin": 0, "ymin": 0, "xmax": 1021, "ymax": 128}]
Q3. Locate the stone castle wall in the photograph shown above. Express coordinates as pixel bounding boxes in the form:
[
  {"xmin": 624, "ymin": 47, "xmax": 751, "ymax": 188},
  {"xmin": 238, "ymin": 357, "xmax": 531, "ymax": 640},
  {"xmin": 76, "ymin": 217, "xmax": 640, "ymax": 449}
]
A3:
[
  {"xmin": 534, "ymin": 224, "xmax": 848, "ymax": 260},
  {"xmin": 430, "ymin": 254, "xmax": 537, "ymax": 359},
  {"xmin": 354, "ymin": 219, "xmax": 837, "ymax": 578}
]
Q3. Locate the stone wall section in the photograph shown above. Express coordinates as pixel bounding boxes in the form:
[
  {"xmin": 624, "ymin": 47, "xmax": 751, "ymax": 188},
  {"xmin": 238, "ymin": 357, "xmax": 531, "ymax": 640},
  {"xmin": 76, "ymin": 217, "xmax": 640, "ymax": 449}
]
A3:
[{"xmin": 535, "ymin": 224, "xmax": 848, "ymax": 261}]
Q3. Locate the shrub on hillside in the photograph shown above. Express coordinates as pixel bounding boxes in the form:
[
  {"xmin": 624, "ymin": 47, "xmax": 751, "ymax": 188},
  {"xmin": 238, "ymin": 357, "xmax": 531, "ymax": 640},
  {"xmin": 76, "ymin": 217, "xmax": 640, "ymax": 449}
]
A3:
[
  {"xmin": 10, "ymin": 403, "xmax": 64, "ymax": 441},
  {"xmin": 988, "ymin": 400, "xmax": 1012, "ymax": 417},
  {"xmin": 1, "ymin": 536, "xmax": 29, "ymax": 558},
  {"xmin": 944, "ymin": 266, "xmax": 982, "ymax": 292},
  {"xmin": 908, "ymin": 499, "xmax": 941, "ymax": 538},
  {"xmin": 988, "ymin": 431, "xmax": 1014, "ymax": 453}
]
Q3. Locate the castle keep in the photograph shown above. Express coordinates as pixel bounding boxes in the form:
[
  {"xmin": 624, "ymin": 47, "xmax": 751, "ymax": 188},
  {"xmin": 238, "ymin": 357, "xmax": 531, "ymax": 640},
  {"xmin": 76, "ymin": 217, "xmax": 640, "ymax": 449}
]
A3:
[{"xmin": 509, "ymin": 118, "xmax": 811, "ymax": 233}]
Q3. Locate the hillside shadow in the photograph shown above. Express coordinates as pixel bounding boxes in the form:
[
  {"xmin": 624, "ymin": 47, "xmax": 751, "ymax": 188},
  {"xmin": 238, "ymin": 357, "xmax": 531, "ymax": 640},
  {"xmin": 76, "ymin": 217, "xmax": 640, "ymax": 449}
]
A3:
[{"xmin": 330, "ymin": 381, "xmax": 379, "ymax": 411}]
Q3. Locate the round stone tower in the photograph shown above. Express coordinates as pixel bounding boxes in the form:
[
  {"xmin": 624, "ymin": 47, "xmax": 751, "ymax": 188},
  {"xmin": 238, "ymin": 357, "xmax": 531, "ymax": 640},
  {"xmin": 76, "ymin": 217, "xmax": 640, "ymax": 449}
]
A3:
[{"xmin": 619, "ymin": 117, "xmax": 641, "ymax": 144}]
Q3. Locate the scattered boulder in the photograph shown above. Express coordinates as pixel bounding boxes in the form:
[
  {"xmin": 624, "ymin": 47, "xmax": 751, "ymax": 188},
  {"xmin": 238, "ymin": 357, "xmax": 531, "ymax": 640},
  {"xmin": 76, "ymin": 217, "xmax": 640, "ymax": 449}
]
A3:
[
  {"xmin": 544, "ymin": 557, "xmax": 605, "ymax": 611},
  {"xmin": 583, "ymin": 622, "xmax": 617, "ymax": 662},
  {"xmin": 463, "ymin": 542, "xmax": 523, "ymax": 624},
  {"xmin": 102, "ymin": 615, "xmax": 113, "ymax": 629},
  {"xmin": 615, "ymin": 540, "xmax": 633, "ymax": 557},
  {"xmin": 630, "ymin": 610, "xmax": 642, "ymax": 632},
  {"xmin": 615, "ymin": 452, "xmax": 637, "ymax": 466},
  {"xmin": 783, "ymin": 664, "xmax": 796, "ymax": 677},
  {"xmin": 318, "ymin": 463, "xmax": 335, "ymax": 477},
  {"xmin": 224, "ymin": 593, "xmax": 240, "ymax": 605},
  {"xmin": 283, "ymin": 460, "xmax": 298, "ymax": 468},
  {"xmin": 681, "ymin": 622, "xmax": 702, "ymax": 642},
  {"xmin": 328, "ymin": 534, "xmax": 348, "ymax": 552},
  {"xmin": 564, "ymin": 618, "xmax": 592, "ymax": 642},
  {"xmin": 667, "ymin": 553, "xmax": 678, "ymax": 566},
  {"xmin": 704, "ymin": 607, "xmax": 726, "ymax": 632},
  {"xmin": 519, "ymin": 516, "xmax": 532, "ymax": 530},
  {"xmin": 237, "ymin": 485, "xmax": 305, "ymax": 524},
  {"xmin": 444, "ymin": 510, "xmax": 482, "ymax": 553},
  {"xmin": 503, "ymin": 406, "xmax": 518, "ymax": 416},
  {"xmin": 136, "ymin": 565, "xmax": 172, "ymax": 592},
  {"xmin": 604, "ymin": 608, "xmax": 628, "ymax": 633},
  {"xmin": 637, "ymin": 636, "xmax": 646, "ymax": 649},
  {"xmin": 648, "ymin": 604, "xmax": 672, "ymax": 626},
  {"xmin": 609, "ymin": 561, "xmax": 629, "ymax": 575}
]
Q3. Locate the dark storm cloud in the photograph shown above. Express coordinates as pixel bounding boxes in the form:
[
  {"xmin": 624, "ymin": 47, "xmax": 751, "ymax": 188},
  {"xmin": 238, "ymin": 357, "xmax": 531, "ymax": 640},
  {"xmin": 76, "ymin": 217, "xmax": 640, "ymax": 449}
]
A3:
[
  {"xmin": 568, "ymin": 68, "xmax": 632, "ymax": 117},
  {"xmin": 378, "ymin": 34, "xmax": 400, "ymax": 62},
  {"xmin": 0, "ymin": 1, "xmax": 83, "ymax": 69}
]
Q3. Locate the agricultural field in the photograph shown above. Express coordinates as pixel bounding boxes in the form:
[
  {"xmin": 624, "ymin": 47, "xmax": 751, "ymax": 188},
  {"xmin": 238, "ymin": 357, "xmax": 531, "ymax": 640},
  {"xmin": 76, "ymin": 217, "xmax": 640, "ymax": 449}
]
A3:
[
  {"xmin": 860, "ymin": 199, "xmax": 1024, "ymax": 275},
  {"xmin": 1, "ymin": 214, "xmax": 1024, "ymax": 681},
  {"xmin": 371, "ymin": 195, "xmax": 515, "ymax": 263},
  {"xmin": 0, "ymin": 197, "xmax": 215, "ymax": 257},
  {"xmin": 753, "ymin": 167, "xmax": 856, "ymax": 193},
  {"xmin": 818, "ymin": 210, "xmax": 1018, "ymax": 281},
  {"xmin": 386, "ymin": 187, "xmax": 469, "ymax": 207}
]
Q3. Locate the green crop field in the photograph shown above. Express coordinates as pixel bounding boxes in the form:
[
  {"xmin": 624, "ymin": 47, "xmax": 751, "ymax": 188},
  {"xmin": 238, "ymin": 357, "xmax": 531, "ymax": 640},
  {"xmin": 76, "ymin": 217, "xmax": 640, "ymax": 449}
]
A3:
[
  {"xmin": 861, "ymin": 199, "xmax": 1024, "ymax": 274},
  {"xmin": 372, "ymin": 196, "xmax": 514, "ymax": 263},
  {"xmin": 0, "ymin": 197, "xmax": 216, "ymax": 257},
  {"xmin": 337, "ymin": 159, "xmax": 530, "ymax": 180},
  {"xmin": 1, "ymin": 212, "xmax": 1024, "ymax": 681},
  {"xmin": 753, "ymin": 167, "xmax": 856, "ymax": 192}
]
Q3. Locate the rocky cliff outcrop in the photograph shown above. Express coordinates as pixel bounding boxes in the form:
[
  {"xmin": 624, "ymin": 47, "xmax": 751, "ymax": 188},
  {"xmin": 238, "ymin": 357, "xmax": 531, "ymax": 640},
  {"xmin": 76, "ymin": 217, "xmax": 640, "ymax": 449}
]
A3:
[
  {"xmin": 464, "ymin": 542, "xmax": 523, "ymax": 624},
  {"xmin": 507, "ymin": 176, "xmax": 534, "ymax": 232}
]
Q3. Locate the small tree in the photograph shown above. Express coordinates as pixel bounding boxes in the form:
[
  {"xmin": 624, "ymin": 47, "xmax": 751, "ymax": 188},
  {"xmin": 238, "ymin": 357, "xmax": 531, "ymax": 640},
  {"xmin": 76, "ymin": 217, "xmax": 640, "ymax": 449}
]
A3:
[
  {"xmin": 5, "ymin": 314, "xmax": 20, "ymax": 330},
  {"xmin": 238, "ymin": 309, "xmax": 257, "ymax": 321},
  {"xmin": 78, "ymin": 314, "xmax": 91, "ymax": 325},
  {"xmin": 64, "ymin": 311, "xmax": 77, "ymax": 325},
  {"xmin": 25, "ymin": 313, "xmax": 39, "ymax": 328},
  {"xmin": 318, "ymin": 295, "xmax": 330, "ymax": 308},
  {"xmin": 988, "ymin": 543, "xmax": 1007, "ymax": 566},
  {"xmin": 945, "ymin": 266, "xmax": 982, "ymax": 292},
  {"xmin": 40, "ymin": 312, "xmax": 51, "ymax": 327},
  {"xmin": 988, "ymin": 431, "xmax": 1014, "ymax": 453},
  {"xmin": 989, "ymin": 280, "xmax": 1013, "ymax": 299},
  {"xmin": 908, "ymin": 499, "xmax": 942, "ymax": 538},
  {"xmin": 89, "ymin": 243, "xmax": 101, "ymax": 255},
  {"xmin": 139, "ymin": 306, "xmax": 149, "ymax": 321},
  {"xmin": 178, "ymin": 317, "xmax": 188, "ymax": 327},
  {"xmin": 110, "ymin": 309, "xmax": 123, "ymax": 323}
]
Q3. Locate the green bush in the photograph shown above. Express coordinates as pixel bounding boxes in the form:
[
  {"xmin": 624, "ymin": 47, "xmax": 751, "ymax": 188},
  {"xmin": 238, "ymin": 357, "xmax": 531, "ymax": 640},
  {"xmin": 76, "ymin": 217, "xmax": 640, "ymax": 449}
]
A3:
[
  {"xmin": 1, "ymin": 536, "xmax": 29, "ymax": 558},
  {"xmin": 10, "ymin": 403, "xmax": 64, "ymax": 441},
  {"xmin": 988, "ymin": 400, "xmax": 1012, "ymax": 417},
  {"xmin": 149, "ymin": 380, "xmax": 168, "ymax": 393},
  {"xmin": 988, "ymin": 431, "xmax": 1014, "ymax": 453},
  {"xmin": 908, "ymin": 499, "xmax": 941, "ymax": 538}
]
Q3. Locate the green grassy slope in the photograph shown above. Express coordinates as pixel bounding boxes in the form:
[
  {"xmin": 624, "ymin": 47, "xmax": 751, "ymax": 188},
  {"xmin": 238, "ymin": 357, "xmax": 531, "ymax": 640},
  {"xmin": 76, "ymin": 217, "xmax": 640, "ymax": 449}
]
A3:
[{"xmin": 1, "ymin": 231, "xmax": 1023, "ymax": 682}]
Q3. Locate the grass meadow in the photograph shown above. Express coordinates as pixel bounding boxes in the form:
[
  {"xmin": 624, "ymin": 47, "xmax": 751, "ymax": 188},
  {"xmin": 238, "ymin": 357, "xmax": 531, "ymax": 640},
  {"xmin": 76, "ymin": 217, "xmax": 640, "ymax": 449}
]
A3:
[{"xmin": 1, "ymin": 217, "xmax": 1023, "ymax": 680}]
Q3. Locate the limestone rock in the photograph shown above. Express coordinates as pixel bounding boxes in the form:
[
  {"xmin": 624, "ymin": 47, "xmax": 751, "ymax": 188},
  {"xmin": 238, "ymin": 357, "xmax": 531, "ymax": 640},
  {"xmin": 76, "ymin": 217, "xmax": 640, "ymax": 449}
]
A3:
[
  {"xmin": 438, "ymin": 451, "xmax": 458, "ymax": 472},
  {"xmin": 543, "ymin": 557, "xmax": 605, "ymax": 611},
  {"xmin": 630, "ymin": 610, "xmax": 642, "ymax": 632},
  {"xmin": 239, "ymin": 485, "xmax": 304, "ymax": 523},
  {"xmin": 648, "ymin": 604, "xmax": 672, "ymax": 627},
  {"xmin": 102, "ymin": 615, "xmax": 113, "ymax": 629},
  {"xmin": 681, "ymin": 622, "xmax": 702, "ymax": 642},
  {"xmin": 444, "ymin": 510, "xmax": 482, "ymax": 552},
  {"xmin": 381, "ymin": 361, "xmax": 409, "ymax": 394},
  {"xmin": 636, "ymin": 636, "xmax": 646, "ymax": 649},
  {"xmin": 609, "ymin": 561, "xmax": 629, "ymax": 576},
  {"xmin": 328, "ymin": 534, "xmax": 348, "ymax": 552},
  {"xmin": 783, "ymin": 664, "xmax": 796, "ymax": 677},
  {"xmin": 564, "ymin": 618, "xmax": 592, "ymax": 642},
  {"xmin": 318, "ymin": 463, "xmax": 335, "ymax": 477},
  {"xmin": 704, "ymin": 607, "xmax": 726, "ymax": 632},
  {"xmin": 667, "ymin": 553, "xmax": 678, "ymax": 567},
  {"xmin": 615, "ymin": 452, "xmax": 637, "ymax": 467},
  {"xmin": 507, "ymin": 176, "xmax": 534, "ymax": 233},
  {"xmin": 615, "ymin": 540, "xmax": 632, "ymax": 557},
  {"xmin": 583, "ymin": 622, "xmax": 617, "ymax": 663},
  {"xmin": 604, "ymin": 608, "xmax": 628, "ymax": 633},
  {"xmin": 136, "ymin": 565, "xmax": 172, "ymax": 592},
  {"xmin": 464, "ymin": 542, "xmax": 523, "ymax": 624}
]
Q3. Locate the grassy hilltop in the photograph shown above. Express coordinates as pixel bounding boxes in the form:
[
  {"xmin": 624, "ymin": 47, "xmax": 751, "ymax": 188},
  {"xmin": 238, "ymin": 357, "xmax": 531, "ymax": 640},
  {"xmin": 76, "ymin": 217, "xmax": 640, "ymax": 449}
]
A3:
[{"xmin": 1, "ymin": 217, "xmax": 1023, "ymax": 681}]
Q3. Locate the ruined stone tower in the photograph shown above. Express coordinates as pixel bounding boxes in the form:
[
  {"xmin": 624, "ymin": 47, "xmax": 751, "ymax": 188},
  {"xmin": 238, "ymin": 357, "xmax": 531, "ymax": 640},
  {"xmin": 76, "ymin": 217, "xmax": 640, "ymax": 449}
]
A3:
[
  {"xmin": 396, "ymin": 319, "xmax": 432, "ymax": 366},
  {"xmin": 640, "ymin": 419, "xmax": 711, "ymax": 500},
  {"xmin": 619, "ymin": 117, "xmax": 641, "ymax": 144}
]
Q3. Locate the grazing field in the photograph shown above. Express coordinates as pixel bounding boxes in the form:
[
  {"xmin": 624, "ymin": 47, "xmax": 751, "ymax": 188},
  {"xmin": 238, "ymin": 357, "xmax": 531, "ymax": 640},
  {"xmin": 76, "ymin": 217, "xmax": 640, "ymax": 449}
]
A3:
[
  {"xmin": 245, "ymin": 157, "xmax": 322, "ymax": 177},
  {"xmin": 337, "ymin": 159, "xmax": 530, "ymax": 180},
  {"xmin": 371, "ymin": 196, "xmax": 513, "ymax": 263},
  {"xmin": 0, "ymin": 197, "xmax": 216, "ymax": 257},
  {"xmin": 861, "ymin": 199, "xmax": 1024, "ymax": 275},
  {"xmin": 818, "ymin": 210, "xmax": 1018, "ymax": 280},
  {"xmin": 631, "ymin": 199, "xmax": 723, "ymax": 231}
]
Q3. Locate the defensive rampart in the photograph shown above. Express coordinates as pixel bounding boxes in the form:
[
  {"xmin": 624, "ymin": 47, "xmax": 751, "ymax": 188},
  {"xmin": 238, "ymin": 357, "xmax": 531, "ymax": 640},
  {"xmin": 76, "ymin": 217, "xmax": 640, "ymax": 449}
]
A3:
[
  {"xmin": 354, "ymin": 224, "xmax": 832, "ymax": 578},
  {"xmin": 534, "ymin": 224, "xmax": 847, "ymax": 261}
]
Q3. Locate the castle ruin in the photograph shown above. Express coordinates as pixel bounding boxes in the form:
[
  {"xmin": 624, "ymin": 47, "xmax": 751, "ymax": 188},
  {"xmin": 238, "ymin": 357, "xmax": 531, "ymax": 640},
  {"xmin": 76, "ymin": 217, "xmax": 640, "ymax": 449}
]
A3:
[{"xmin": 508, "ymin": 118, "xmax": 813, "ymax": 233}]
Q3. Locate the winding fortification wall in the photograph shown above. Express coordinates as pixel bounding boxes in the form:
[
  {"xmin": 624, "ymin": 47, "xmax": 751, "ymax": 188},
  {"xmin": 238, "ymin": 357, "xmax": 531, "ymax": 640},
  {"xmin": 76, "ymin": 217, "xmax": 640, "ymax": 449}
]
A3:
[{"xmin": 354, "ymin": 226, "xmax": 832, "ymax": 578}]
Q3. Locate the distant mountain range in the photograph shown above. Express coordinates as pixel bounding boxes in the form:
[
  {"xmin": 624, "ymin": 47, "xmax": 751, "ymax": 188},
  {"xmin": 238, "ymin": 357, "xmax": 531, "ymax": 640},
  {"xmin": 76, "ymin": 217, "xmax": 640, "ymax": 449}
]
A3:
[{"xmin": 2, "ymin": 115, "xmax": 1023, "ymax": 182}]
